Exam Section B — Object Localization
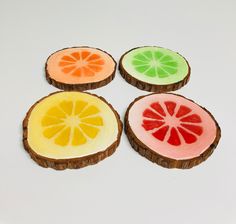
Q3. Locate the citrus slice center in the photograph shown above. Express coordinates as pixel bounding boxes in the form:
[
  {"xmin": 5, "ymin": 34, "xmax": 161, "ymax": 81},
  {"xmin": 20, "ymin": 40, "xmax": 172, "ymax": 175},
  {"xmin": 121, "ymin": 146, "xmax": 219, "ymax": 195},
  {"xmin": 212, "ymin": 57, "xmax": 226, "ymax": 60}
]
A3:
[
  {"xmin": 64, "ymin": 116, "xmax": 80, "ymax": 127},
  {"xmin": 164, "ymin": 115, "xmax": 180, "ymax": 127},
  {"xmin": 74, "ymin": 60, "xmax": 88, "ymax": 68}
]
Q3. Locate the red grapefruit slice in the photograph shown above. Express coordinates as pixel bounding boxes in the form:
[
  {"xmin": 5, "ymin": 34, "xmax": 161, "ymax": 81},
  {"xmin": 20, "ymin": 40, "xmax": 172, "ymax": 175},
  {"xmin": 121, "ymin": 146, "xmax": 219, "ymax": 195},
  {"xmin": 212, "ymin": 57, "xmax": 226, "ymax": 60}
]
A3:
[
  {"xmin": 125, "ymin": 93, "xmax": 221, "ymax": 169},
  {"xmin": 45, "ymin": 47, "xmax": 116, "ymax": 91}
]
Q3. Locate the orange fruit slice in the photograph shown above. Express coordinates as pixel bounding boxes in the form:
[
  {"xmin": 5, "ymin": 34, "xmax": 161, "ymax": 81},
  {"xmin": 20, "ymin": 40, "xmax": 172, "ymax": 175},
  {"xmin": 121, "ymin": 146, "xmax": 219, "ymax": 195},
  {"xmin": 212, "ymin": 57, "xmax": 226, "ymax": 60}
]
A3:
[
  {"xmin": 23, "ymin": 91, "xmax": 122, "ymax": 170},
  {"xmin": 46, "ymin": 47, "xmax": 116, "ymax": 91},
  {"xmin": 125, "ymin": 93, "xmax": 221, "ymax": 169}
]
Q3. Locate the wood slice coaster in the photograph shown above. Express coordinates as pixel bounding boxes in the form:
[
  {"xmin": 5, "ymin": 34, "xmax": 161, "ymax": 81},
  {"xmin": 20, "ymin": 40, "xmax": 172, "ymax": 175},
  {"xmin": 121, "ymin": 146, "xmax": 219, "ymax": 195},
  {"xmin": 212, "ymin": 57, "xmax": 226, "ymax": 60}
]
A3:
[
  {"xmin": 125, "ymin": 93, "xmax": 221, "ymax": 169},
  {"xmin": 46, "ymin": 47, "xmax": 116, "ymax": 91},
  {"xmin": 23, "ymin": 91, "xmax": 122, "ymax": 170},
  {"xmin": 119, "ymin": 46, "xmax": 190, "ymax": 92}
]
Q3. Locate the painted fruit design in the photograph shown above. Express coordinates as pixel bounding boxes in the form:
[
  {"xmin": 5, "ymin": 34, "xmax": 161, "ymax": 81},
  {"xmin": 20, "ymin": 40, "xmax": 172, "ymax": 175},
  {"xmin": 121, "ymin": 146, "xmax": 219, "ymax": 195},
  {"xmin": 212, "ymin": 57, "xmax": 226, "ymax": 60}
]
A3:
[
  {"xmin": 46, "ymin": 47, "xmax": 116, "ymax": 90},
  {"xmin": 126, "ymin": 93, "xmax": 220, "ymax": 168},
  {"xmin": 132, "ymin": 50, "xmax": 178, "ymax": 78},
  {"xmin": 119, "ymin": 46, "xmax": 190, "ymax": 92},
  {"xmin": 42, "ymin": 100, "xmax": 104, "ymax": 146},
  {"xmin": 142, "ymin": 101, "xmax": 203, "ymax": 146},
  {"xmin": 58, "ymin": 50, "xmax": 105, "ymax": 77},
  {"xmin": 23, "ymin": 91, "xmax": 122, "ymax": 169}
]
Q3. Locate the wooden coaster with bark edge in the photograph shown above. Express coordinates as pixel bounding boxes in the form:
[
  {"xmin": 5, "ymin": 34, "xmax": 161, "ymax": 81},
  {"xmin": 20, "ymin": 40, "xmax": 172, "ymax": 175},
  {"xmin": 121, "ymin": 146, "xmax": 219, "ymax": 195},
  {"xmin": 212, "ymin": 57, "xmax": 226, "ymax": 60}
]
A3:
[
  {"xmin": 125, "ymin": 93, "xmax": 221, "ymax": 169},
  {"xmin": 119, "ymin": 46, "xmax": 191, "ymax": 92},
  {"xmin": 23, "ymin": 91, "xmax": 122, "ymax": 170},
  {"xmin": 45, "ymin": 47, "xmax": 117, "ymax": 91}
]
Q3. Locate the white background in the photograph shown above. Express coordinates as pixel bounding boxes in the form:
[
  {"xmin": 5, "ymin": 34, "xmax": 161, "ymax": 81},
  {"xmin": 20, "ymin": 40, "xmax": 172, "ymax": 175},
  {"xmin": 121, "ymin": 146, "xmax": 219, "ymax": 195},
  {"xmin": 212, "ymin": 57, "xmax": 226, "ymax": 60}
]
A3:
[{"xmin": 0, "ymin": 0, "xmax": 235, "ymax": 223}]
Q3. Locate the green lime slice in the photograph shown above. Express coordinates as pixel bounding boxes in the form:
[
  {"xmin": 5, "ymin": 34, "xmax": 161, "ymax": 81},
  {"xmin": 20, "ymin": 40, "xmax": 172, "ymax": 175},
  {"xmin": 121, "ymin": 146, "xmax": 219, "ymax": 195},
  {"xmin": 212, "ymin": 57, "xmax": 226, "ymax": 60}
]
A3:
[{"xmin": 121, "ymin": 46, "xmax": 189, "ymax": 85}]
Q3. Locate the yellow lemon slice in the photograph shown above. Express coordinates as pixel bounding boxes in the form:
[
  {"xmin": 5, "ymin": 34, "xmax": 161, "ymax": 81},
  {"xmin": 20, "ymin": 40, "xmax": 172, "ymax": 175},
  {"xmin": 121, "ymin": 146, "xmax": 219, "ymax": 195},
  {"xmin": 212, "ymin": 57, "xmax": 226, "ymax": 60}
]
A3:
[{"xmin": 23, "ymin": 91, "xmax": 122, "ymax": 170}]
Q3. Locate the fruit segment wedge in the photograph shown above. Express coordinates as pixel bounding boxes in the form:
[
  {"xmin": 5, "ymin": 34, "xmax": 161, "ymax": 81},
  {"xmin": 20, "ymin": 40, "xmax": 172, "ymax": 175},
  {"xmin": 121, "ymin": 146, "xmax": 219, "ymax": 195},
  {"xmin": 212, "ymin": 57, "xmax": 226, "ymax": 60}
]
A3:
[
  {"xmin": 125, "ymin": 93, "xmax": 221, "ymax": 169},
  {"xmin": 23, "ymin": 91, "xmax": 122, "ymax": 170},
  {"xmin": 46, "ymin": 47, "xmax": 116, "ymax": 91},
  {"xmin": 119, "ymin": 46, "xmax": 190, "ymax": 92}
]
